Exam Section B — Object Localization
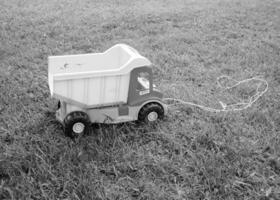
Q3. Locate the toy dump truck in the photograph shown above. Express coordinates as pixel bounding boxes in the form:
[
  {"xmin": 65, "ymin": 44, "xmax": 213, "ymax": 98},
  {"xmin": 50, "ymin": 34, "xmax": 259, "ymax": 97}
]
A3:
[{"xmin": 48, "ymin": 44, "xmax": 167, "ymax": 138}]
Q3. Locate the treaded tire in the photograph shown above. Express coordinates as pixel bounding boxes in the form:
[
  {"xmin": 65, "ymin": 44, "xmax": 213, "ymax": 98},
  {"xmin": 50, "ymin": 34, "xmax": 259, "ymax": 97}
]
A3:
[
  {"xmin": 138, "ymin": 103, "xmax": 164, "ymax": 124},
  {"xmin": 63, "ymin": 111, "xmax": 91, "ymax": 138}
]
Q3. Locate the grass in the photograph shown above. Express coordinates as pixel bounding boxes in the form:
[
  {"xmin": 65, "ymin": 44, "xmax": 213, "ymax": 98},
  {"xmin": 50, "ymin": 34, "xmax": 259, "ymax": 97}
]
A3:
[{"xmin": 1, "ymin": 0, "xmax": 280, "ymax": 199}]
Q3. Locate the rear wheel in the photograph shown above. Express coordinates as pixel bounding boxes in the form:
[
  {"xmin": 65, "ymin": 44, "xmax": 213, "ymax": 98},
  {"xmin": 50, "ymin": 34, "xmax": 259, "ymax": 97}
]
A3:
[
  {"xmin": 138, "ymin": 103, "xmax": 164, "ymax": 124},
  {"xmin": 64, "ymin": 111, "xmax": 91, "ymax": 138}
]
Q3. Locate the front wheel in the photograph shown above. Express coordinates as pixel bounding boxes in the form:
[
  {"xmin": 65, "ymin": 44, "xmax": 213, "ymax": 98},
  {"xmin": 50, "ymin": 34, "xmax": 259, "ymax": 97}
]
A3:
[
  {"xmin": 63, "ymin": 111, "xmax": 91, "ymax": 138},
  {"xmin": 138, "ymin": 103, "xmax": 164, "ymax": 124}
]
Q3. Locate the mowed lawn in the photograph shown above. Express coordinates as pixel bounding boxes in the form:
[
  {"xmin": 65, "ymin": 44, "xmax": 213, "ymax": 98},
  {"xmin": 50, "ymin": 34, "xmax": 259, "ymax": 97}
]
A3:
[{"xmin": 1, "ymin": 0, "xmax": 280, "ymax": 199}]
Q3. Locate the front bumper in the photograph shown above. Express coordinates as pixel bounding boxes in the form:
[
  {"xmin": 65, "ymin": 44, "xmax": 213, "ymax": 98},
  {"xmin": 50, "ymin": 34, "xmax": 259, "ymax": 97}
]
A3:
[{"xmin": 162, "ymin": 103, "xmax": 168, "ymax": 116}]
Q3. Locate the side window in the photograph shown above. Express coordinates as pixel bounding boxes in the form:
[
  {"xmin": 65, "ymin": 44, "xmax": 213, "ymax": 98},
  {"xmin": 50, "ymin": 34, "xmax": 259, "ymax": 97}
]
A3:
[{"xmin": 136, "ymin": 72, "xmax": 150, "ymax": 95}]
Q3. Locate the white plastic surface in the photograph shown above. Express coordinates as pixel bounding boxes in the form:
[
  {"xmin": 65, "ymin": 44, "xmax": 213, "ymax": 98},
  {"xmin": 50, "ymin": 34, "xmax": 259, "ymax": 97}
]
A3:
[{"xmin": 48, "ymin": 44, "xmax": 151, "ymax": 107}]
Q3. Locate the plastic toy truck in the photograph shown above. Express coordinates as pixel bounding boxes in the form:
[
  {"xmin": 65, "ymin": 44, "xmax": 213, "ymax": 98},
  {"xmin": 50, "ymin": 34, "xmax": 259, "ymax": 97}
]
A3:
[{"xmin": 48, "ymin": 44, "xmax": 167, "ymax": 138}]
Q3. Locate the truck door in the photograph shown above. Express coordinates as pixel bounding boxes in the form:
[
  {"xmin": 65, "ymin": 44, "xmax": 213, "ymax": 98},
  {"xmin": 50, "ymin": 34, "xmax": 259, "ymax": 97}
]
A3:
[{"xmin": 127, "ymin": 66, "xmax": 153, "ymax": 106}]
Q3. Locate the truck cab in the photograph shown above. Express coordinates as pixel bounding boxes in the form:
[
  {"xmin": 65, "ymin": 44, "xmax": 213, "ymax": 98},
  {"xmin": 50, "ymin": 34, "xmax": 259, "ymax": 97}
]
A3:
[{"xmin": 128, "ymin": 66, "xmax": 163, "ymax": 106}]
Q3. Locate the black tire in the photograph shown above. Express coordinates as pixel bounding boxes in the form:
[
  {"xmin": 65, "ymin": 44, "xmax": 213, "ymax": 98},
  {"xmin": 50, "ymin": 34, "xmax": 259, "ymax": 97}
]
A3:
[
  {"xmin": 138, "ymin": 103, "xmax": 164, "ymax": 124},
  {"xmin": 63, "ymin": 111, "xmax": 91, "ymax": 138}
]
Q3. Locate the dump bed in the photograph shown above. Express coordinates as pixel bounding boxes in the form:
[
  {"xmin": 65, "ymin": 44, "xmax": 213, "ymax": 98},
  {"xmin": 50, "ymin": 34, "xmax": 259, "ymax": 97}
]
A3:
[{"xmin": 48, "ymin": 44, "xmax": 151, "ymax": 107}]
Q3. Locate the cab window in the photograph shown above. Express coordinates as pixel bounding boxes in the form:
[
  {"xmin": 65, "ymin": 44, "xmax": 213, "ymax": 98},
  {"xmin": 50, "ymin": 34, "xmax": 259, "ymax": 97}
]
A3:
[{"xmin": 137, "ymin": 72, "xmax": 150, "ymax": 91}]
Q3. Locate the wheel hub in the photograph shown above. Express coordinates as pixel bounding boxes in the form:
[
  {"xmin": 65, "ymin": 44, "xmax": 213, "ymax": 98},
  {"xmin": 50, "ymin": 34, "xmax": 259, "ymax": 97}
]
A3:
[
  {"xmin": 72, "ymin": 122, "xmax": 85, "ymax": 134},
  {"xmin": 147, "ymin": 111, "xmax": 158, "ymax": 122}
]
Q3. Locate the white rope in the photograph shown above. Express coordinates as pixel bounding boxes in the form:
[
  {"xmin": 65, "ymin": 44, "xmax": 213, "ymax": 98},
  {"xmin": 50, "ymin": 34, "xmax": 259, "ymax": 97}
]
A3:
[{"xmin": 163, "ymin": 76, "xmax": 268, "ymax": 112}]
